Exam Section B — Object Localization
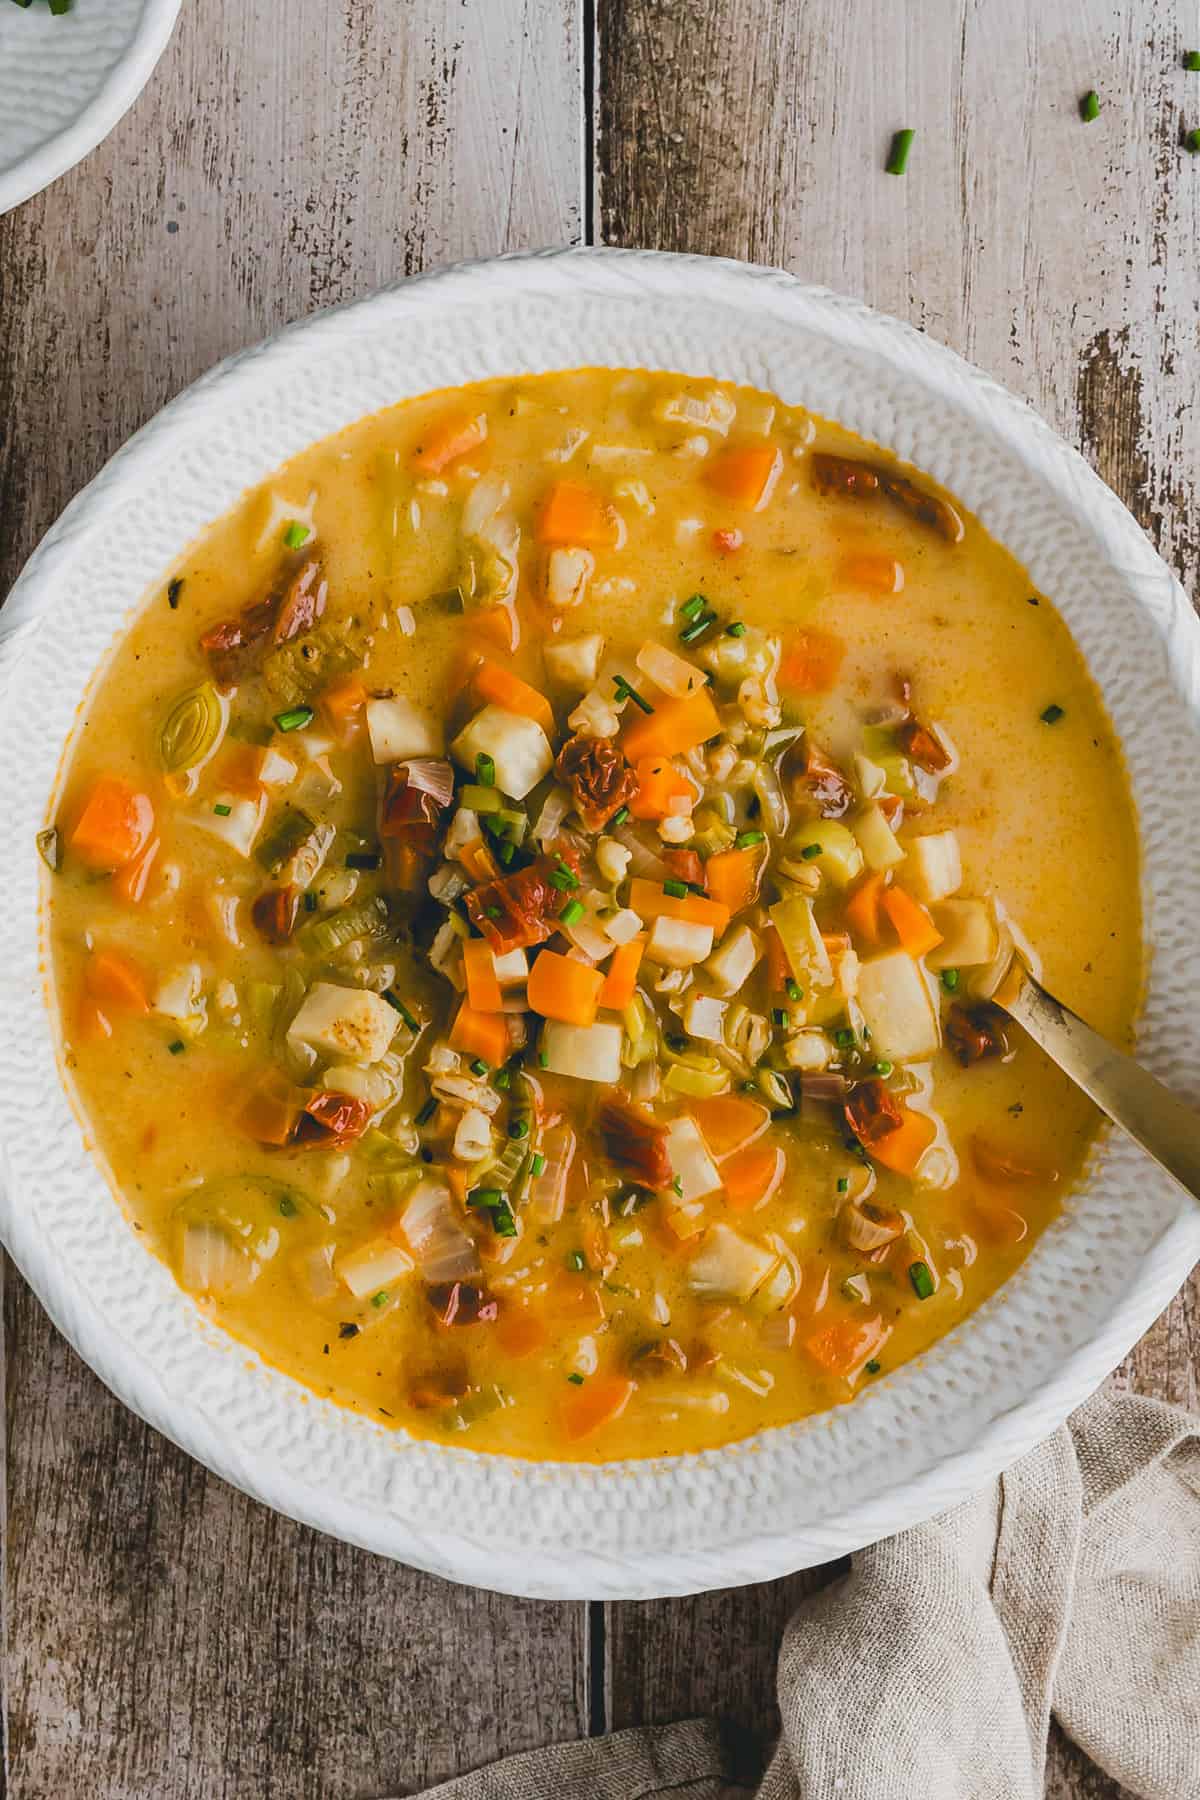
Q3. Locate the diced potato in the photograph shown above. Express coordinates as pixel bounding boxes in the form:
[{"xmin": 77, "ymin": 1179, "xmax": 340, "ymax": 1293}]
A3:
[
  {"xmin": 540, "ymin": 1019, "xmax": 624, "ymax": 1083},
  {"xmin": 681, "ymin": 993, "xmax": 728, "ymax": 1041},
  {"xmin": 635, "ymin": 640, "xmax": 705, "ymax": 698},
  {"xmin": 366, "ymin": 695, "xmax": 442, "ymax": 764},
  {"xmin": 153, "ymin": 963, "xmax": 206, "ymax": 1030},
  {"xmin": 687, "ymin": 1224, "xmax": 778, "ymax": 1299},
  {"xmin": 257, "ymin": 747, "xmax": 298, "ymax": 787},
  {"xmin": 906, "ymin": 830, "xmax": 962, "ymax": 904},
  {"xmin": 852, "ymin": 803, "xmax": 906, "ymax": 872},
  {"xmin": 451, "ymin": 705, "xmax": 553, "ymax": 801},
  {"xmin": 665, "ymin": 1117, "xmax": 722, "ymax": 1201},
  {"xmin": 644, "ymin": 915, "xmax": 715, "ymax": 969},
  {"xmin": 852, "ymin": 752, "xmax": 887, "ymax": 800},
  {"xmin": 492, "ymin": 948, "xmax": 529, "ymax": 986},
  {"xmin": 856, "ymin": 951, "xmax": 940, "ymax": 1062},
  {"xmin": 928, "ymin": 899, "xmax": 1001, "ymax": 970},
  {"xmin": 545, "ymin": 633, "xmax": 605, "ymax": 689},
  {"xmin": 702, "ymin": 923, "xmax": 762, "ymax": 996},
  {"xmin": 190, "ymin": 792, "xmax": 266, "ymax": 858},
  {"xmin": 287, "ymin": 982, "xmax": 400, "ymax": 1065},
  {"xmin": 453, "ymin": 1107, "xmax": 494, "ymax": 1162},
  {"xmin": 544, "ymin": 546, "xmax": 595, "ymax": 610},
  {"xmin": 791, "ymin": 819, "xmax": 864, "ymax": 888},
  {"xmin": 768, "ymin": 896, "xmax": 832, "ymax": 988},
  {"xmin": 337, "ymin": 1238, "xmax": 414, "ymax": 1300}
]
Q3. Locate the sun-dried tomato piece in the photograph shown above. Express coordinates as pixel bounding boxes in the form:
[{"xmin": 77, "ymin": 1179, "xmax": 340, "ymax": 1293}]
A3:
[
  {"xmin": 250, "ymin": 884, "xmax": 301, "ymax": 945},
  {"xmin": 811, "ymin": 454, "xmax": 883, "ymax": 499},
  {"xmin": 555, "ymin": 733, "xmax": 640, "ymax": 832},
  {"xmin": 844, "ymin": 1079, "xmax": 904, "ymax": 1148},
  {"xmin": 783, "ymin": 739, "xmax": 854, "ymax": 819},
  {"xmin": 945, "ymin": 1003, "xmax": 1008, "ymax": 1068},
  {"xmin": 662, "ymin": 848, "xmax": 706, "ymax": 890},
  {"xmin": 812, "ymin": 455, "xmax": 963, "ymax": 543},
  {"xmin": 630, "ymin": 1337, "xmax": 689, "ymax": 1375},
  {"xmin": 426, "ymin": 1281, "xmax": 499, "ymax": 1327},
  {"xmin": 407, "ymin": 1358, "xmax": 471, "ymax": 1409},
  {"xmin": 464, "ymin": 854, "xmax": 573, "ymax": 952},
  {"xmin": 293, "ymin": 1090, "xmax": 373, "ymax": 1147},
  {"xmin": 380, "ymin": 760, "xmax": 453, "ymax": 849},
  {"xmin": 878, "ymin": 472, "xmax": 964, "ymax": 545},
  {"xmin": 200, "ymin": 557, "xmax": 325, "ymax": 687},
  {"xmin": 897, "ymin": 719, "xmax": 952, "ymax": 774},
  {"xmin": 272, "ymin": 558, "xmax": 325, "ymax": 646},
  {"xmin": 596, "ymin": 1091, "xmax": 673, "ymax": 1190}
]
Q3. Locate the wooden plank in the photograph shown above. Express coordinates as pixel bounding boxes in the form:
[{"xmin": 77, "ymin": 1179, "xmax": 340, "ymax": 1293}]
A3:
[
  {"xmin": 598, "ymin": 4, "xmax": 1198, "ymax": 1792},
  {"xmin": 0, "ymin": 4, "xmax": 584, "ymax": 1797}
]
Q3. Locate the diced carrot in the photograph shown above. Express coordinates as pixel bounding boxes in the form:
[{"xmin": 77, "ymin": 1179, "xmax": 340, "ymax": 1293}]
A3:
[
  {"xmin": 111, "ymin": 835, "xmax": 160, "ymax": 906},
  {"xmin": 476, "ymin": 603, "xmax": 518, "ymax": 654},
  {"xmin": 546, "ymin": 1271, "xmax": 606, "ymax": 1324},
  {"xmin": 598, "ymin": 934, "xmax": 645, "ymax": 1010},
  {"xmin": 473, "ymin": 659, "xmax": 555, "ymax": 737},
  {"xmin": 844, "ymin": 870, "xmax": 888, "ymax": 946},
  {"xmin": 462, "ymin": 938, "xmax": 504, "ymax": 1013},
  {"xmin": 881, "ymin": 885, "xmax": 943, "ymax": 958},
  {"xmin": 562, "ymin": 1374, "xmax": 636, "ymax": 1442},
  {"xmin": 629, "ymin": 755, "xmax": 694, "ymax": 821},
  {"xmin": 763, "ymin": 924, "xmax": 790, "ymax": 993},
  {"xmin": 628, "ymin": 876, "xmax": 729, "ymax": 936},
  {"xmin": 527, "ymin": 949, "xmax": 604, "ymax": 1028},
  {"xmin": 722, "ymin": 1142, "xmax": 786, "ymax": 1212},
  {"xmin": 496, "ymin": 1306, "xmax": 549, "ymax": 1358},
  {"xmin": 689, "ymin": 1093, "xmax": 769, "ymax": 1158},
  {"xmin": 706, "ymin": 444, "xmax": 783, "ymax": 511},
  {"xmin": 238, "ymin": 1072, "xmax": 304, "ymax": 1147},
  {"xmin": 704, "ymin": 844, "xmax": 765, "ymax": 917},
  {"xmin": 459, "ymin": 838, "xmax": 501, "ymax": 884},
  {"xmin": 449, "ymin": 1002, "xmax": 511, "ymax": 1067},
  {"xmin": 85, "ymin": 949, "xmax": 149, "ymax": 1015},
  {"xmin": 838, "ymin": 552, "xmax": 905, "ymax": 595},
  {"xmin": 537, "ymin": 480, "xmax": 623, "ymax": 548},
  {"xmin": 412, "ymin": 411, "xmax": 488, "ymax": 474},
  {"xmin": 712, "ymin": 527, "xmax": 743, "ymax": 554},
  {"xmin": 777, "ymin": 628, "xmax": 846, "ymax": 695},
  {"xmin": 321, "ymin": 675, "xmax": 368, "ymax": 736},
  {"xmin": 444, "ymin": 1165, "xmax": 472, "ymax": 1205},
  {"xmin": 70, "ymin": 777, "xmax": 154, "ymax": 871},
  {"xmin": 804, "ymin": 1313, "xmax": 889, "ymax": 1379},
  {"xmin": 622, "ymin": 686, "xmax": 722, "ymax": 762},
  {"xmin": 867, "ymin": 1105, "xmax": 937, "ymax": 1176}
]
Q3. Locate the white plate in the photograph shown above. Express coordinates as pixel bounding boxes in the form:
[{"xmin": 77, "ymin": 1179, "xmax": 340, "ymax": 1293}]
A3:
[
  {"xmin": 1, "ymin": 249, "xmax": 1198, "ymax": 1600},
  {"xmin": 0, "ymin": 0, "xmax": 179, "ymax": 216}
]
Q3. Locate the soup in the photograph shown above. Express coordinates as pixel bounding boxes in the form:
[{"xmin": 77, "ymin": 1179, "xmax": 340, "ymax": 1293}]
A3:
[{"xmin": 42, "ymin": 370, "xmax": 1141, "ymax": 1460}]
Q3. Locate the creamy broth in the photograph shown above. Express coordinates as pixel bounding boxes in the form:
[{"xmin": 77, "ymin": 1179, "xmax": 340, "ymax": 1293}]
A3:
[{"xmin": 43, "ymin": 370, "xmax": 1141, "ymax": 1460}]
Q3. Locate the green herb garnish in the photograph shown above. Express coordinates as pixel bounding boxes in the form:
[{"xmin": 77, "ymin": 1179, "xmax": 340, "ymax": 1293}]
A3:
[
  {"xmin": 800, "ymin": 842, "xmax": 821, "ymax": 860},
  {"xmin": 885, "ymin": 127, "xmax": 915, "ymax": 174},
  {"xmin": 167, "ymin": 1040, "xmax": 185, "ymax": 1056},
  {"xmin": 508, "ymin": 1117, "xmax": 530, "ymax": 1140},
  {"xmin": 529, "ymin": 1151, "xmax": 547, "ymax": 1177},
  {"xmin": 613, "ymin": 675, "xmax": 653, "ymax": 714},
  {"xmin": 909, "ymin": 1260, "xmax": 935, "ymax": 1301},
  {"xmin": 679, "ymin": 595, "xmax": 706, "ymax": 621},
  {"xmin": 834, "ymin": 1027, "xmax": 857, "ymax": 1049},
  {"xmin": 167, "ymin": 577, "xmax": 184, "ymax": 609},
  {"xmin": 273, "ymin": 705, "xmax": 314, "ymax": 733},
  {"xmin": 469, "ymin": 1057, "xmax": 488, "ymax": 1076},
  {"xmin": 212, "ymin": 802, "xmax": 232, "ymax": 817},
  {"xmin": 567, "ymin": 1372, "xmax": 585, "ymax": 1385},
  {"xmin": 384, "ymin": 993, "xmax": 420, "ymax": 1031},
  {"xmin": 771, "ymin": 1007, "xmax": 788, "ymax": 1027},
  {"xmin": 1184, "ymin": 51, "xmax": 1200, "ymax": 71},
  {"xmin": 735, "ymin": 829, "xmax": 765, "ymax": 849},
  {"xmin": 559, "ymin": 898, "xmax": 585, "ymax": 926},
  {"xmin": 836, "ymin": 1177, "xmax": 849, "ymax": 1194},
  {"xmin": 283, "ymin": 522, "xmax": 311, "ymax": 549},
  {"xmin": 371, "ymin": 1291, "xmax": 390, "ymax": 1309},
  {"xmin": 865, "ymin": 1359, "xmax": 882, "ymax": 1375},
  {"xmin": 1185, "ymin": 127, "xmax": 1200, "ymax": 154},
  {"xmin": 941, "ymin": 968, "xmax": 960, "ymax": 992},
  {"xmin": 662, "ymin": 878, "xmax": 688, "ymax": 898},
  {"xmin": 566, "ymin": 1250, "xmax": 585, "ymax": 1271},
  {"xmin": 786, "ymin": 979, "xmax": 802, "ymax": 1002},
  {"xmin": 873, "ymin": 1060, "xmax": 894, "ymax": 1076},
  {"xmin": 475, "ymin": 752, "xmax": 496, "ymax": 787},
  {"xmin": 611, "ymin": 805, "xmax": 630, "ymax": 827},
  {"xmin": 493, "ymin": 1067, "xmax": 512, "ymax": 1091},
  {"xmin": 414, "ymin": 1096, "xmax": 437, "ymax": 1126},
  {"xmin": 679, "ymin": 609, "xmax": 718, "ymax": 645},
  {"xmin": 725, "ymin": 621, "xmax": 747, "ymax": 637},
  {"xmin": 1080, "ymin": 90, "xmax": 1101, "ymax": 122},
  {"xmin": 1040, "ymin": 703, "xmax": 1064, "ymax": 724}
]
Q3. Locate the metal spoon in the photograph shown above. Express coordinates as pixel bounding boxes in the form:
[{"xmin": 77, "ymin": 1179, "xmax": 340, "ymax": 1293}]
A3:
[{"xmin": 1000, "ymin": 968, "xmax": 1200, "ymax": 1207}]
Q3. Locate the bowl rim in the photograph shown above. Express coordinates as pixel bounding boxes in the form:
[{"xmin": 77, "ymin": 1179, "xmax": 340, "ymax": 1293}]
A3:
[
  {"xmin": 0, "ymin": 0, "xmax": 181, "ymax": 217},
  {"xmin": 2, "ymin": 245, "xmax": 1198, "ymax": 1600}
]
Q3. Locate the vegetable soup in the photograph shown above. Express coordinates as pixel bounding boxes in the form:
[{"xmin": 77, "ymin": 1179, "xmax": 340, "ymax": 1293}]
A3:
[{"xmin": 42, "ymin": 370, "xmax": 1141, "ymax": 1459}]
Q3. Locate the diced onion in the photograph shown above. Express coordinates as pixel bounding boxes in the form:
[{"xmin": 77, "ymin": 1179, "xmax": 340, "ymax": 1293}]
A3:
[{"xmin": 400, "ymin": 1181, "xmax": 480, "ymax": 1283}]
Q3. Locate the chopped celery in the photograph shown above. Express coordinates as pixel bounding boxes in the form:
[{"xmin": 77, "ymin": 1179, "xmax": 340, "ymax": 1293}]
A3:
[
  {"xmin": 663, "ymin": 1058, "xmax": 731, "ymax": 1098},
  {"xmin": 296, "ymin": 893, "xmax": 390, "ymax": 956},
  {"xmin": 621, "ymin": 995, "xmax": 658, "ymax": 1067},
  {"xmin": 875, "ymin": 753, "xmax": 916, "ymax": 798},
  {"xmin": 256, "ymin": 807, "xmax": 322, "ymax": 877},
  {"xmin": 852, "ymin": 804, "xmax": 906, "ymax": 872},
  {"xmin": 442, "ymin": 1384, "xmax": 508, "ymax": 1432},
  {"xmin": 458, "ymin": 783, "xmax": 504, "ymax": 814},
  {"xmin": 768, "ymin": 894, "xmax": 833, "ymax": 988}
]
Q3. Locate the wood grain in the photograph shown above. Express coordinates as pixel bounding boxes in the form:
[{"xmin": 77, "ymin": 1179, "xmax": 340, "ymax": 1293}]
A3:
[
  {"xmin": 597, "ymin": 3, "xmax": 1199, "ymax": 1792},
  {"xmin": 0, "ymin": 4, "xmax": 584, "ymax": 1797}
]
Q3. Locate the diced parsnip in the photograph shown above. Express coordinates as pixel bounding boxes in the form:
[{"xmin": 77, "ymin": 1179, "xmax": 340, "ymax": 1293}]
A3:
[
  {"xmin": 602, "ymin": 906, "xmax": 643, "ymax": 945},
  {"xmin": 190, "ymin": 792, "xmax": 266, "ymax": 858},
  {"xmin": 287, "ymin": 982, "xmax": 400, "ymax": 1064},
  {"xmin": 654, "ymin": 388, "xmax": 736, "ymax": 435},
  {"xmin": 153, "ymin": 964, "xmax": 206, "ymax": 1030},
  {"xmin": 545, "ymin": 633, "xmax": 605, "ymax": 689},
  {"xmin": 681, "ymin": 993, "xmax": 728, "ymax": 1041},
  {"xmin": 560, "ymin": 898, "xmax": 617, "ymax": 964},
  {"xmin": 635, "ymin": 640, "xmax": 705, "ymax": 698},
  {"xmin": 444, "ymin": 806, "xmax": 483, "ymax": 860},
  {"xmin": 337, "ymin": 1238, "xmax": 415, "ymax": 1300},
  {"xmin": 540, "ymin": 1019, "xmax": 624, "ymax": 1082},
  {"xmin": 258, "ymin": 747, "xmax": 298, "ymax": 787},
  {"xmin": 926, "ymin": 899, "xmax": 998, "ymax": 969},
  {"xmin": 450, "ymin": 705, "xmax": 553, "ymax": 801},
  {"xmin": 665, "ymin": 1117, "xmax": 723, "ymax": 1201},
  {"xmin": 702, "ymin": 923, "xmax": 762, "ymax": 996},
  {"xmin": 769, "ymin": 896, "xmax": 833, "ymax": 989},
  {"xmin": 791, "ymin": 819, "xmax": 864, "ymax": 888},
  {"xmin": 687, "ymin": 1224, "xmax": 778, "ymax": 1299},
  {"xmin": 829, "ymin": 944, "xmax": 860, "ymax": 1001},
  {"xmin": 856, "ymin": 951, "xmax": 940, "ymax": 1062},
  {"xmin": 782, "ymin": 1030, "xmax": 834, "ymax": 1071},
  {"xmin": 906, "ymin": 830, "xmax": 963, "ymax": 904},
  {"xmin": 366, "ymin": 696, "xmax": 442, "ymax": 764},
  {"xmin": 492, "ymin": 948, "xmax": 529, "ymax": 986},
  {"xmin": 644, "ymin": 915, "xmax": 715, "ymax": 969},
  {"xmin": 544, "ymin": 546, "xmax": 595, "ymax": 609},
  {"xmin": 852, "ymin": 752, "xmax": 888, "ymax": 800},
  {"xmin": 453, "ymin": 1107, "xmax": 494, "ymax": 1162},
  {"xmin": 852, "ymin": 803, "xmax": 907, "ymax": 872}
]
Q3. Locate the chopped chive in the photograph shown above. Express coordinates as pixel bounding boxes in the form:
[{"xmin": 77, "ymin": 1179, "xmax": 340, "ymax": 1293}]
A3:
[
  {"xmin": 1185, "ymin": 51, "xmax": 1200, "ymax": 71},
  {"xmin": 725, "ymin": 621, "xmax": 747, "ymax": 637},
  {"xmin": 167, "ymin": 577, "xmax": 184, "ymax": 609},
  {"xmin": 679, "ymin": 594, "xmax": 706, "ymax": 621},
  {"xmin": 538, "ymin": 1049, "xmax": 549, "ymax": 1067},
  {"xmin": 613, "ymin": 675, "xmax": 653, "ymax": 714},
  {"xmin": 387, "ymin": 995, "xmax": 420, "ymax": 1031},
  {"xmin": 873, "ymin": 1059, "xmax": 894, "ymax": 1077},
  {"xmin": 662, "ymin": 878, "xmax": 688, "ymax": 898},
  {"xmin": 35, "ymin": 827, "xmax": 61, "ymax": 872},
  {"xmin": 559, "ymin": 898, "xmax": 585, "ymax": 926},
  {"xmin": 679, "ymin": 609, "xmax": 718, "ymax": 645},
  {"xmin": 529, "ymin": 1151, "xmax": 547, "ymax": 1177},
  {"xmin": 304, "ymin": 892, "xmax": 318, "ymax": 912},
  {"xmin": 508, "ymin": 1117, "xmax": 530, "ymax": 1140},
  {"xmin": 475, "ymin": 752, "xmax": 496, "ymax": 787},
  {"xmin": 485, "ymin": 905, "xmax": 502, "ymax": 919},
  {"xmin": 338, "ymin": 1323, "xmax": 360, "ymax": 1340},
  {"xmin": 836, "ymin": 1177, "xmax": 849, "ymax": 1194},
  {"xmin": 735, "ymin": 829, "xmax": 765, "ymax": 849},
  {"xmin": 771, "ymin": 1007, "xmax": 788, "ymax": 1028},
  {"xmin": 786, "ymin": 979, "xmax": 803, "ymax": 1002},
  {"xmin": 566, "ymin": 1250, "xmax": 585, "ymax": 1271},
  {"xmin": 283, "ymin": 522, "xmax": 311, "ymax": 549},
  {"xmin": 273, "ymin": 705, "xmax": 314, "ymax": 733},
  {"xmin": 549, "ymin": 870, "xmax": 576, "ymax": 892},
  {"xmin": 885, "ymin": 127, "xmax": 915, "ymax": 174},
  {"xmin": 1185, "ymin": 127, "xmax": 1200, "ymax": 154},
  {"xmin": 497, "ymin": 839, "xmax": 516, "ymax": 866},
  {"xmin": 567, "ymin": 1372, "xmax": 585, "ymax": 1385},
  {"xmin": 492, "ymin": 1199, "xmax": 518, "ymax": 1238},
  {"xmin": 469, "ymin": 1057, "xmax": 489, "ymax": 1076},
  {"xmin": 345, "ymin": 851, "xmax": 381, "ymax": 870},
  {"xmin": 800, "ymin": 842, "xmax": 822, "ymax": 861},
  {"xmin": 415, "ymin": 1096, "xmax": 438, "ymax": 1126},
  {"xmin": 167, "ymin": 1039, "xmax": 185, "ymax": 1055},
  {"xmin": 909, "ymin": 1260, "xmax": 935, "ymax": 1300},
  {"xmin": 212, "ymin": 802, "xmax": 232, "ymax": 817},
  {"xmin": 1080, "ymin": 90, "xmax": 1101, "ymax": 122},
  {"xmin": 834, "ymin": 1027, "xmax": 856, "ymax": 1049},
  {"xmin": 470, "ymin": 1187, "xmax": 504, "ymax": 1209},
  {"xmin": 371, "ymin": 1290, "xmax": 390, "ymax": 1309},
  {"xmin": 672, "ymin": 1175, "xmax": 684, "ymax": 1197},
  {"xmin": 865, "ymin": 1359, "xmax": 882, "ymax": 1375},
  {"xmin": 611, "ymin": 805, "xmax": 630, "ymax": 827},
  {"xmin": 278, "ymin": 1194, "xmax": 298, "ymax": 1218},
  {"xmin": 493, "ymin": 1067, "xmax": 512, "ymax": 1091},
  {"xmin": 665, "ymin": 1033, "xmax": 690, "ymax": 1053},
  {"xmin": 1040, "ymin": 702, "xmax": 1065, "ymax": 724}
]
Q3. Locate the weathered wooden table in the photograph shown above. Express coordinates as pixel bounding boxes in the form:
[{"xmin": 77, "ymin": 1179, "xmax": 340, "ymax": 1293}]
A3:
[{"xmin": 0, "ymin": 4, "xmax": 1196, "ymax": 1794}]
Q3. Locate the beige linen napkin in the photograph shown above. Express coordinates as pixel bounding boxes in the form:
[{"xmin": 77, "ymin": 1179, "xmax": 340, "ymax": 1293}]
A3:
[{"xmin": 410, "ymin": 1388, "xmax": 1200, "ymax": 1800}]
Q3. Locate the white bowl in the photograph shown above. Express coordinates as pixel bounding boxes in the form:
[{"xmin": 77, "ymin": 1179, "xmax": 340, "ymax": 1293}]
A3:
[
  {"xmin": 1, "ymin": 249, "xmax": 1197, "ymax": 1601},
  {"xmin": 0, "ymin": 0, "xmax": 180, "ymax": 216}
]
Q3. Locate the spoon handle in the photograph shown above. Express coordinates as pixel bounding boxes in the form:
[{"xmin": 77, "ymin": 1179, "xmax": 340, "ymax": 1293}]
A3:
[{"xmin": 1004, "ymin": 974, "xmax": 1200, "ymax": 1209}]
